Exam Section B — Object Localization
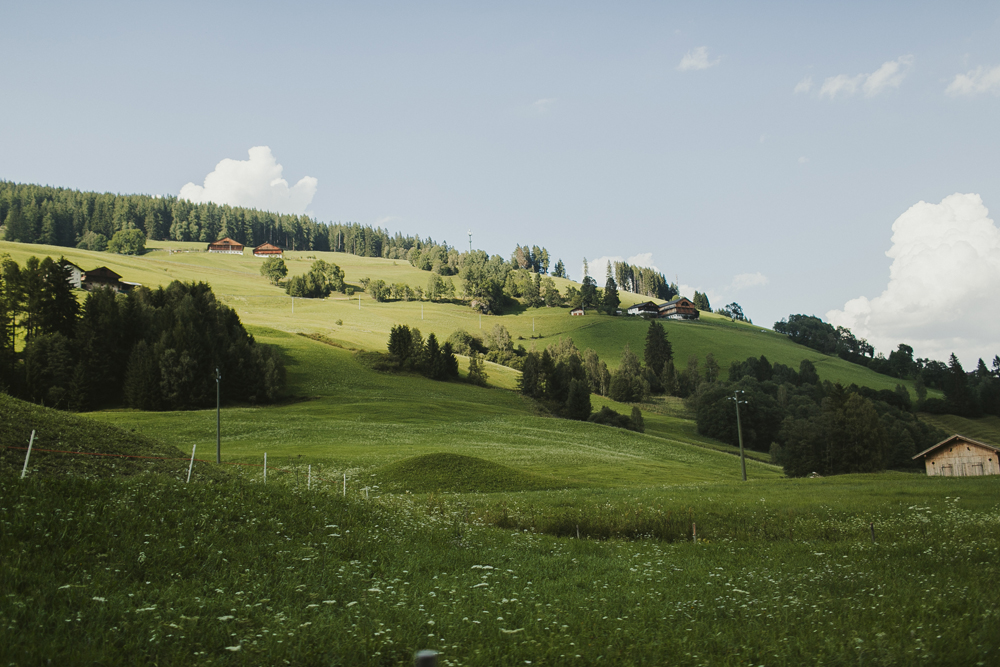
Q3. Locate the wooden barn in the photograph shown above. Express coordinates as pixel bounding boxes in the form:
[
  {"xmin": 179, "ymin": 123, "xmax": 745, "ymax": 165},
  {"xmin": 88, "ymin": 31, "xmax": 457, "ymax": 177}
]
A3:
[
  {"xmin": 626, "ymin": 301, "xmax": 660, "ymax": 316},
  {"xmin": 912, "ymin": 435, "xmax": 1000, "ymax": 477},
  {"xmin": 207, "ymin": 237, "xmax": 245, "ymax": 254},
  {"xmin": 253, "ymin": 242, "xmax": 283, "ymax": 258},
  {"xmin": 59, "ymin": 259, "xmax": 84, "ymax": 289},
  {"xmin": 570, "ymin": 307, "xmax": 585, "ymax": 316},
  {"xmin": 658, "ymin": 296, "xmax": 700, "ymax": 320},
  {"xmin": 81, "ymin": 266, "xmax": 130, "ymax": 293}
]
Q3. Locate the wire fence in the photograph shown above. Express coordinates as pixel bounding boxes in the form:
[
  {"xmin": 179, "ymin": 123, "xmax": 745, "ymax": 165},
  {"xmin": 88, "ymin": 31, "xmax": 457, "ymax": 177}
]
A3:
[{"xmin": 2, "ymin": 430, "xmax": 364, "ymax": 496}]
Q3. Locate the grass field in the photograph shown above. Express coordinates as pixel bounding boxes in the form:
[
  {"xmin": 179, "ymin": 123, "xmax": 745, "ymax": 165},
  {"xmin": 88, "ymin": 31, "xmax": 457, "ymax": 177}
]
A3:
[{"xmin": 4, "ymin": 238, "xmax": 997, "ymax": 665}]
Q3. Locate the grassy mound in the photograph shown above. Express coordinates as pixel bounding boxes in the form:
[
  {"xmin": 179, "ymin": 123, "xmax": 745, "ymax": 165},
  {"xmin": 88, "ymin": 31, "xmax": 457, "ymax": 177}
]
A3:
[
  {"xmin": 0, "ymin": 394, "xmax": 226, "ymax": 481},
  {"xmin": 375, "ymin": 452, "xmax": 576, "ymax": 493}
]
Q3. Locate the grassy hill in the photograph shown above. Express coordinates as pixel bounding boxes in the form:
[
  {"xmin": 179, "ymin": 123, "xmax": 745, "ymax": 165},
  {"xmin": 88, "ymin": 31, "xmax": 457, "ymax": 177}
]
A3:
[
  {"xmin": 0, "ymin": 393, "xmax": 225, "ymax": 481},
  {"xmin": 4, "ymin": 238, "xmax": 1000, "ymax": 666},
  {"xmin": 87, "ymin": 326, "xmax": 782, "ymax": 488},
  {"xmin": 0, "ymin": 239, "xmax": 930, "ymax": 399}
]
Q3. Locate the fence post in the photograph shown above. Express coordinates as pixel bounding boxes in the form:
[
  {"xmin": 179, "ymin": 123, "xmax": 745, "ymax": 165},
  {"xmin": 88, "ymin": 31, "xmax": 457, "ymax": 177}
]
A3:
[
  {"xmin": 187, "ymin": 444, "xmax": 197, "ymax": 483},
  {"xmin": 20, "ymin": 430, "xmax": 36, "ymax": 479},
  {"xmin": 264, "ymin": 453, "xmax": 267, "ymax": 484},
  {"xmin": 414, "ymin": 650, "xmax": 438, "ymax": 667}
]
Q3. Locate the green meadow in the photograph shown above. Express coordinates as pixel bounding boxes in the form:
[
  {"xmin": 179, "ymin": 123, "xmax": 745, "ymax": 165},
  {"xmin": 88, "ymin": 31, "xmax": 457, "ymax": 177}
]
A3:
[{"xmin": 2, "ymin": 239, "xmax": 997, "ymax": 665}]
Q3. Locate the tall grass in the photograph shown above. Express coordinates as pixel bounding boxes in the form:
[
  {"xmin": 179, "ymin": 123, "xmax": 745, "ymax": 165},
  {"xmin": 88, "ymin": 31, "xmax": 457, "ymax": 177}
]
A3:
[{"xmin": 2, "ymin": 470, "xmax": 998, "ymax": 665}]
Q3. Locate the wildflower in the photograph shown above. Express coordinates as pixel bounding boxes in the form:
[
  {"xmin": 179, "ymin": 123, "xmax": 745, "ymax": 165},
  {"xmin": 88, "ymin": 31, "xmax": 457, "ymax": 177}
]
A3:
[
  {"xmin": 92, "ymin": 597, "xmax": 106, "ymax": 603},
  {"xmin": 217, "ymin": 615, "xmax": 235, "ymax": 621},
  {"xmin": 224, "ymin": 645, "xmax": 241, "ymax": 652}
]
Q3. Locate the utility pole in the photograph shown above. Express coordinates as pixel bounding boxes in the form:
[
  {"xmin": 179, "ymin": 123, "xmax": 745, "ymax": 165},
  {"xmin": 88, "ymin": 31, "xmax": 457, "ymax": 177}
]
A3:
[
  {"xmin": 729, "ymin": 390, "xmax": 747, "ymax": 481},
  {"xmin": 468, "ymin": 230, "xmax": 472, "ymax": 253},
  {"xmin": 216, "ymin": 367, "xmax": 221, "ymax": 464}
]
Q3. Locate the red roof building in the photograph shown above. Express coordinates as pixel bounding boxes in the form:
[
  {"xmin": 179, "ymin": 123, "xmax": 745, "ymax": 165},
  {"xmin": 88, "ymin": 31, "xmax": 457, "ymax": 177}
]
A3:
[
  {"xmin": 207, "ymin": 238, "xmax": 245, "ymax": 254},
  {"xmin": 253, "ymin": 242, "xmax": 283, "ymax": 258}
]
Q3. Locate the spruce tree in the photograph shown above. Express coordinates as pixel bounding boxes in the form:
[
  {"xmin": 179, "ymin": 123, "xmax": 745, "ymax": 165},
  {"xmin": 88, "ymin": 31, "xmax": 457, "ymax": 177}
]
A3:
[
  {"xmin": 564, "ymin": 378, "xmax": 592, "ymax": 420},
  {"xmin": 643, "ymin": 320, "xmax": 672, "ymax": 376},
  {"xmin": 603, "ymin": 267, "xmax": 620, "ymax": 313}
]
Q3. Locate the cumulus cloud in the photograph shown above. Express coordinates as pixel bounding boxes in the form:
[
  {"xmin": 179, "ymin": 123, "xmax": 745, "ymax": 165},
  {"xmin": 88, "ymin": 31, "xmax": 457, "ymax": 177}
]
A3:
[
  {"xmin": 826, "ymin": 193, "xmax": 1000, "ymax": 366},
  {"xmin": 818, "ymin": 56, "xmax": 913, "ymax": 99},
  {"xmin": 179, "ymin": 146, "xmax": 317, "ymax": 215},
  {"xmin": 677, "ymin": 46, "xmax": 720, "ymax": 71},
  {"xmin": 730, "ymin": 272, "xmax": 769, "ymax": 290},
  {"xmin": 945, "ymin": 64, "xmax": 1000, "ymax": 96},
  {"xmin": 794, "ymin": 76, "xmax": 813, "ymax": 94}
]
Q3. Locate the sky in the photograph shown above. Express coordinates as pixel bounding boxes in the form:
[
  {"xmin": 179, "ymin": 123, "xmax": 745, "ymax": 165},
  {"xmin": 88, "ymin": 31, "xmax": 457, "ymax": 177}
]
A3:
[{"xmin": 2, "ymin": 1, "xmax": 998, "ymax": 366}]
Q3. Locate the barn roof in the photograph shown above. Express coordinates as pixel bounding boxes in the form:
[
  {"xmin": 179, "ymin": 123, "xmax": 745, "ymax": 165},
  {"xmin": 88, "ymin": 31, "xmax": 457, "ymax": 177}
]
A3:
[
  {"xmin": 209, "ymin": 237, "xmax": 244, "ymax": 247},
  {"xmin": 912, "ymin": 434, "xmax": 1000, "ymax": 460},
  {"xmin": 83, "ymin": 266, "xmax": 122, "ymax": 280},
  {"xmin": 254, "ymin": 242, "xmax": 282, "ymax": 250}
]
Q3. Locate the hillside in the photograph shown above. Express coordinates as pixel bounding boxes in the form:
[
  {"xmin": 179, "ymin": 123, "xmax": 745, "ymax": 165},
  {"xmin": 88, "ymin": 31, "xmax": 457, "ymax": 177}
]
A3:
[
  {"xmin": 0, "ymin": 239, "xmax": 930, "ymax": 398},
  {"xmin": 0, "ymin": 393, "xmax": 224, "ymax": 481},
  {"xmin": 87, "ymin": 326, "xmax": 782, "ymax": 487}
]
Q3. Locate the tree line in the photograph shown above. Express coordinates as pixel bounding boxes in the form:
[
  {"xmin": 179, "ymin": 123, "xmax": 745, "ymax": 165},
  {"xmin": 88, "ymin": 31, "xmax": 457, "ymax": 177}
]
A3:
[
  {"xmin": 0, "ymin": 181, "xmax": 451, "ymax": 261},
  {"xmin": 687, "ymin": 354, "xmax": 945, "ymax": 477},
  {"xmin": 0, "ymin": 254, "xmax": 285, "ymax": 411},
  {"xmin": 774, "ymin": 313, "xmax": 1000, "ymax": 418}
]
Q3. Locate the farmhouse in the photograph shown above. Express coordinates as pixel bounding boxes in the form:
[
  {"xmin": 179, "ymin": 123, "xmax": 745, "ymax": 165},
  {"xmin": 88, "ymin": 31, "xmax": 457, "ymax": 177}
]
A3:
[
  {"xmin": 207, "ymin": 237, "xmax": 245, "ymax": 254},
  {"xmin": 570, "ymin": 307, "xmax": 585, "ymax": 316},
  {"xmin": 59, "ymin": 259, "xmax": 84, "ymax": 289},
  {"xmin": 912, "ymin": 434, "xmax": 1000, "ymax": 477},
  {"xmin": 658, "ymin": 296, "xmax": 700, "ymax": 320},
  {"xmin": 626, "ymin": 301, "xmax": 660, "ymax": 316},
  {"xmin": 253, "ymin": 242, "xmax": 283, "ymax": 258},
  {"xmin": 81, "ymin": 266, "xmax": 132, "ymax": 293}
]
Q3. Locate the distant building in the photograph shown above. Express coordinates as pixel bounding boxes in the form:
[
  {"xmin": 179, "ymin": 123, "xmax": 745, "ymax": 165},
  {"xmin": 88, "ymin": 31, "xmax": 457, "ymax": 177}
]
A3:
[
  {"xmin": 59, "ymin": 259, "xmax": 84, "ymax": 289},
  {"xmin": 626, "ymin": 301, "xmax": 659, "ymax": 316},
  {"xmin": 207, "ymin": 238, "xmax": 245, "ymax": 254},
  {"xmin": 913, "ymin": 435, "xmax": 1000, "ymax": 477},
  {"xmin": 81, "ymin": 266, "xmax": 131, "ymax": 293},
  {"xmin": 570, "ymin": 307, "xmax": 585, "ymax": 316},
  {"xmin": 658, "ymin": 297, "xmax": 700, "ymax": 320},
  {"xmin": 253, "ymin": 242, "xmax": 283, "ymax": 258}
]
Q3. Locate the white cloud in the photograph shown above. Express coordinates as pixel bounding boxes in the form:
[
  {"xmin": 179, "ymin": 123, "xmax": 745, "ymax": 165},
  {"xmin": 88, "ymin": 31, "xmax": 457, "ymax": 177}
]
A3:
[
  {"xmin": 819, "ymin": 73, "xmax": 863, "ymax": 98},
  {"xmin": 827, "ymin": 193, "xmax": 1000, "ymax": 366},
  {"xmin": 730, "ymin": 272, "xmax": 769, "ymax": 290},
  {"xmin": 863, "ymin": 55, "xmax": 914, "ymax": 96},
  {"xmin": 583, "ymin": 254, "xmax": 661, "ymax": 284},
  {"xmin": 530, "ymin": 97, "xmax": 557, "ymax": 114},
  {"xmin": 677, "ymin": 46, "xmax": 720, "ymax": 72},
  {"xmin": 179, "ymin": 146, "xmax": 317, "ymax": 215},
  {"xmin": 945, "ymin": 64, "xmax": 1000, "ymax": 96},
  {"xmin": 794, "ymin": 76, "xmax": 813, "ymax": 94},
  {"xmin": 818, "ymin": 56, "xmax": 913, "ymax": 99}
]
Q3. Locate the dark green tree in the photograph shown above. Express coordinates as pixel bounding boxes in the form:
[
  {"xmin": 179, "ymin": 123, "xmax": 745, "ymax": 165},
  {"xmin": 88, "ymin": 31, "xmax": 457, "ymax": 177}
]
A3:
[
  {"xmin": 467, "ymin": 350, "xmax": 488, "ymax": 386},
  {"xmin": 564, "ymin": 378, "xmax": 592, "ymax": 420},
  {"xmin": 643, "ymin": 320, "xmax": 672, "ymax": 377},
  {"xmin": 602, "ymin": 268, "xmax": 620, "ymax": 313}
]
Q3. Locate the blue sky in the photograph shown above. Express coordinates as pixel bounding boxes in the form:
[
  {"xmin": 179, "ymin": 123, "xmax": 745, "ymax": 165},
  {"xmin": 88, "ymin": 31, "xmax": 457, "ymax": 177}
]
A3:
[{"xmin": 2, "ymin": 1, "xmax": 999, "ymax": 364}]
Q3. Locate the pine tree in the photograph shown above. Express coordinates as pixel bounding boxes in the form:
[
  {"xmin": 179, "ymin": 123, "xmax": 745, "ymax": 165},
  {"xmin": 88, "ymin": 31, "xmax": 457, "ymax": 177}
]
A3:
[
  {"xmin": 553, "ymin": 259, "xmax": 566, "ymax": 279},
  {"xmin": 564, "ymin": 378, "xmax": 592, "ymax": 420},
  {"xmin": 603, "ymin": 265, "xmax": 620, "ymax": 313},
  {"xmin": 468, "ymin": 350, "xmax": 488, "ymax": 386},
  {"xmin": 643, "ymin": 320, "xmax": 672, "ymax": 376}
]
